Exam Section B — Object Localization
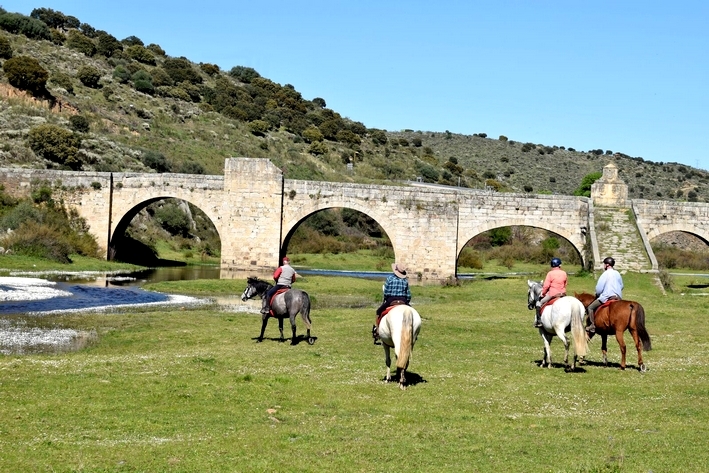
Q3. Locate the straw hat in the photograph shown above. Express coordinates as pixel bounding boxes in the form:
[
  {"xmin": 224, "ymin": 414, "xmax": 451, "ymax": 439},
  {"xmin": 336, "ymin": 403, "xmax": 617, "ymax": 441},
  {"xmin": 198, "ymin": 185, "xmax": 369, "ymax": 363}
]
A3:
[{"xmin": 392, "ymin": 262, "xmax": 407, "ymax": 278}]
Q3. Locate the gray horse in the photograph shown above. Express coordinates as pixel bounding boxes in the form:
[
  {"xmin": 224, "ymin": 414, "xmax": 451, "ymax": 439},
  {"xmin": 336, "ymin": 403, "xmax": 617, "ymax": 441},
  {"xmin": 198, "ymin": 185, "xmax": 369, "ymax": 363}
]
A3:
[{"xmin": 241, "ymin": 277, "xmax": 314, "ymax": 345}]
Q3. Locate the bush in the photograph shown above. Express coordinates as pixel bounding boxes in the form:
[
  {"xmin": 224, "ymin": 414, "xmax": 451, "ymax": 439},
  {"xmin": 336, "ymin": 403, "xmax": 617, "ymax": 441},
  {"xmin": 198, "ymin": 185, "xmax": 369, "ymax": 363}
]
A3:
[
  {"xmin": 308, "ymin": 141, "xmax": 329, "ymax": 156},
  {"xmin": 48, "ymin": 71, "xmax": 74, "ymax": 94},
  {"xmin": 140, "ymin": 150, "xmax": 171, "ymax": 172},
  {"xmin": 178, "ymin": 161, "xmax": 205, "ymax": 175},
  {"xmin": 2, "ymin": 221, "xmax": 72, "ymax": 263},
  {"xmin": 200, "ymin": 63, "xmax": 220, "ymax": 76},
  {"xmin": 131, "ymin": 69, "xmax": 154, "ymax": 94},
  {"xmin": 66, "ymin": 30, "xmax": 96, "ymax": 56},
  {"xmin": 3, "ymin": 55, "xmax": 48, "ymax": 94},
  {"xmin": 125, "ymin": 44, "xmax": 155, "ymax": 65},
  {"xmin": 146, "ymin": 43, "xmax": 165, "ymax": 56},
  {"xmin": 573, "ymin": 172, "xmax": 602, "ymax": 197},
  {"xmin": 370, "ymin": 129, "xmax": 388, "ymax": 145},
  {"xmin": 30, "ymin": 8, "xmax": 79, "ymax": 29},
  {"xmin": 154, "ymin": 203, "xmax": 190, "ymax": 236},
  {"xmin": 69, "ymin": 115, "xmax": 90, "ymax": 133},
  {"xmin": 96, "ymin": 32, "xmax": 122, "ymax": 57},
  {"xmin": 163, "ymin": 57, "xmax": 202, "ymax": 84},
  {"xmin": 27, "ymin": 124, "xmax": 82, "ymax": 169},
  {"xmin": 77, "ymin": 65, "xmax": 102, "ymax": 88},
  {"xmin": 228, "ymin": 65, "xmax": 260, "ymax": 83},
  {"xmin": 112, "ymin": 65, "xmax": 131, "ymax": 83},
  {"xmin": 302, "ymin": 126, "xmax": 323, "ymax": 143},
  {"xmin": 0, "ymin": 12, "xmax": 51, "ymax": 40},
  {"xmin": 0, "ymin": 35, "xmax": 12, "ymax": 59},
  {"xmin": 248, "ymin": 120, "xmax": 270, "ymax": 136},
  {"xmin": 121, "ymin": 35, "xmax": 143, "ymax": 46}
]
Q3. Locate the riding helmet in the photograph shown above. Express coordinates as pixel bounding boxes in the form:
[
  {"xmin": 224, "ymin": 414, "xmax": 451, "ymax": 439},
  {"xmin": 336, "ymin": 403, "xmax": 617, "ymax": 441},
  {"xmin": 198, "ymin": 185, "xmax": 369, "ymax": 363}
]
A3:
[
  {"xmin": 550, "ymin": 257, "xmax": 562, "ymax": 267},
  {"xmin": 603, "ymin": 256, "xmax": 615, "ymax": 267}
]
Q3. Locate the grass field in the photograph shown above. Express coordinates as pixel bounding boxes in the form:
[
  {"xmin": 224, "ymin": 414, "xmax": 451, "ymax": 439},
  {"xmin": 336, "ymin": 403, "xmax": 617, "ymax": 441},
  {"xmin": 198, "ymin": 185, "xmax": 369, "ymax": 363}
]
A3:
[{"xmin": 1, "ymin": 271, "xmax": 709, "ymax": 472}]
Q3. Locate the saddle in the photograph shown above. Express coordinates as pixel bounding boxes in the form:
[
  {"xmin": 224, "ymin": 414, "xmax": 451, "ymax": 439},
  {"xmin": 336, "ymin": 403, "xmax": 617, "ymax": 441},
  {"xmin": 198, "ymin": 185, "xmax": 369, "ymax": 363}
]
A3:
[
  {"xmin": 597, "ymin": 297, "xmax": 620, "ymax": 311},
  {"xmin": 539, "ymin": 293, "xmax": 565, "ymax": 314},
  {"xmin": 267, "ymin": 288, "xmax": 290, "ymax": 316},
  {"xmin": 375, "ymin": 300, "xmax": 407, "ymax": 328}
]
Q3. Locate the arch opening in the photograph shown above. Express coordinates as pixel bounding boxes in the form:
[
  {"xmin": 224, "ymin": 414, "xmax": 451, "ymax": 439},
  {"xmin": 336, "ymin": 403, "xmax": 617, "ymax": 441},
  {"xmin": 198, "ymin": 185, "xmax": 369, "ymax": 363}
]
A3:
[
  {"xmin": 457, "ymin": 225, "xmax": 583, "ymax": 274},
  {"xmin": 282, "ymin": 207, "xmax": 394, "ymax": 271},
  {"xmin": 109, "ymin": 197, "xmax": 221, "ymax": 267},
  {"xmin": 651, "ymin": 230, "xmax": 709, "ymax": 271}
]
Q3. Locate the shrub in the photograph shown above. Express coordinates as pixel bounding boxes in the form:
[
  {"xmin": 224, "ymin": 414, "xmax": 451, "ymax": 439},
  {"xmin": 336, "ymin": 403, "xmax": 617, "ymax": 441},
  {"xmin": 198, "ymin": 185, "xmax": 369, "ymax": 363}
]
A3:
[
  {"xmin": 228, "ymin": 65, "xmax": 260, "ymax": 83},
  {"xmin": 66, "ymin": 30, "xmax": 96, "ymax": 56},
  {"xmin": 112, "ymin": 65, "xmax": 131, "ymax": 83},
  {"xmin": 336, "ymin": 129, "xmax": 361, "ymax": 145},
  {"xmin": 312, "ymin": 97, "xmax": 326, "ymax": 108},
  {"xmin": 457, "ymin": 248, "xmax": 484, "ymax": 269},
  {"xmin": 30, "ymin": 8, "xmax": 79, "ymax": 29},
  {"xmin": 2, "ymin": 220, "xmax": 73, "ymax": 263},
  {"xmin": 146, "ymin": 43, "xmax": 165, "ymax": 56},
  {"xmin": 77, "ymin": 65, "xmax": 102, "ymax": 88},
  {"xmin": 416, "ymin": 162, "xmax": 439, "ymax": 182},
  {"xmin": 0, "ymin": 35, "xmax": 12, "ymax": 59},
  {"xmin": 369, "ymin": 129, "xmax": 388, "ymax": 145},
  {"xmin": 302, "ymin": 126, "xmax": 324, "ymax": 143},
  {"xmin": 69, "ymin": 115, "xmax": 90, "ymax": 133},
  {"xmin": 308, "ymin": 141, "xmax": 329, "ymax": 156},
  {"xmin": 3, "ymin": 55, "xmax": 48, "ymax": 94},
  {"xmin": 573, "ymin": 172, "xmax": 602, "ymax": 197},
  {"xmin": 140, "ymin": 150, "xmax": 171, "ymax": 172},
  {"xmin": 49, "ymin": 71, "xmax": 74, "ymax": 94},
  {"xmin": 27, "ymin": 124, "xmax": 82, "ymax": 169},
  {"xmin": 0, "ymin": 200, "xmax": 41, "ymax": 230},
  {"xmin": 163, "ymin": 57, "xmax": 202, "ymax": 84},
  {"xmin": 154, "ymin": 203, "xmax": 190, "ymax": 236},
  {"xmin": 0, "ymin": 12, "xmax": 51, "ymax": 40},
  {"xmin": 248, "ymin": 120, "xmax": 270, "ymax": 136},
  {"xmin": 125, "ymin": 44, "xmax": 155, "ymax": 65},
  {"xmin": 178, "ymin": 161, "xmax": 205, "ymax": 174},
  {"xmin": 200, "ymin": 63, "xmax": 220, "ymax": 76},
  {"xmin": 150, "ymin": 67, "xmax": 173, "ymax": 87},
  {"xmin": 132, "ymin": 70, "xmax": 154, "ymax": 94},
  {"xmin": 96, "ymin": 32, "xmax": 122, "ymax": 57},
  {"xmin": 121, "ymin": 35, "xmax": 144, "ymax": 46}
]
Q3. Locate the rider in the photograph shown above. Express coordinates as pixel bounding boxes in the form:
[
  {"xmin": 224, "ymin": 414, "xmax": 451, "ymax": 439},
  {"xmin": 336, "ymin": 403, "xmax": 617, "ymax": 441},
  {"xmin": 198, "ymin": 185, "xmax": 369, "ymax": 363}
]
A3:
[
  {"xmin": 373, "ymin": 262, "xmax": 412, "ymax": 338},
  {"xmin": 262, "ymin": 256, "xmax": 300, "ymax": 315},
  {"xmin": 534, "ymin": 257, "xmax": 567, "ymax": 327},
  {"xmin": 586, "ymin": 256, "xmax": 623, "ymax": 333}
]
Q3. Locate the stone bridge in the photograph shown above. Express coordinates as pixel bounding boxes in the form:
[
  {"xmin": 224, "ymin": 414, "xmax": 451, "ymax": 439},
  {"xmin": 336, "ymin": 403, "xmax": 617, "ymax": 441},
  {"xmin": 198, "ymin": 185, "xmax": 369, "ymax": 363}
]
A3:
[{"xmin": 1, "ymin": 158, "xmax": 706, "ymax": 281}]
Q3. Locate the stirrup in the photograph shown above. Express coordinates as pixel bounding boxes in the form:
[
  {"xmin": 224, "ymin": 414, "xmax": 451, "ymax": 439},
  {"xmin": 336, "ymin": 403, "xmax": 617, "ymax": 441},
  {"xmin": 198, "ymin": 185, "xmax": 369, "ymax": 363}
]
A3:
[{"xmin": 534, "ymin": 320, "xmax": 543, "ymax": 328}]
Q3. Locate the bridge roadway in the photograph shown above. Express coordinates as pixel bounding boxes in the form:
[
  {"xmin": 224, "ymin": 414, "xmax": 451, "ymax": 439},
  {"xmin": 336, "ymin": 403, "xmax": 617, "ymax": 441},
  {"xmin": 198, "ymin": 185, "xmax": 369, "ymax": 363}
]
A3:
[{"xmin": 2, "ymin": 158, "xmax": 707, "ymax": 281}]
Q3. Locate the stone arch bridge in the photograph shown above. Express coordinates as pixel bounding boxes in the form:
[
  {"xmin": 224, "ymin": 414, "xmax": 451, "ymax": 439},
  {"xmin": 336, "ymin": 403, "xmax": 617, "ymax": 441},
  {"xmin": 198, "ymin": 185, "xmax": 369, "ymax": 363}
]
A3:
[{"xmin": 1, "ymin": 158, "xmax": 706, "ymax": 281}]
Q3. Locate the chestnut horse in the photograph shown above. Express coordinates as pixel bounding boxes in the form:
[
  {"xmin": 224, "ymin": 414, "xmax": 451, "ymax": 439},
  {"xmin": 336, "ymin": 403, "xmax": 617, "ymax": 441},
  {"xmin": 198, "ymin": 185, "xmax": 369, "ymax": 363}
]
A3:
[{"xmin": 574, "ymin": 292, "xmax": 651, "ymax": 371}]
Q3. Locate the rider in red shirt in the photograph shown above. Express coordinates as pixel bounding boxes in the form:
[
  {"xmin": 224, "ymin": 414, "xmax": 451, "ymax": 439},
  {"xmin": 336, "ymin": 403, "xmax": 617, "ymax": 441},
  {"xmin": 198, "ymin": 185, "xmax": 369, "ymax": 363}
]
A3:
[{"xmin": 534, "ymin": 257, "xmax": 568, "ymax": 327}]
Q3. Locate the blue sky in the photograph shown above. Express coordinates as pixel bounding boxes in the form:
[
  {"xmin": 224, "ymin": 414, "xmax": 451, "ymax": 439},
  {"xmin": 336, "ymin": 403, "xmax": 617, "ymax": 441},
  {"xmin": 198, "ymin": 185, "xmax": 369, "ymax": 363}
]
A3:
[{"xmin": 3, "ymin": 1, "xmax": 708, "ymax": 169}]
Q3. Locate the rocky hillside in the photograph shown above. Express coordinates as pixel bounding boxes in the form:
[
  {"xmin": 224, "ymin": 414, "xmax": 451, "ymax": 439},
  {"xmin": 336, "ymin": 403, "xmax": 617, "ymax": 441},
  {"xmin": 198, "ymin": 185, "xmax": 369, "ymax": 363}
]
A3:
[{"xmin": 1, "ymin": 6, "xmax": 708, "ymax": 203}]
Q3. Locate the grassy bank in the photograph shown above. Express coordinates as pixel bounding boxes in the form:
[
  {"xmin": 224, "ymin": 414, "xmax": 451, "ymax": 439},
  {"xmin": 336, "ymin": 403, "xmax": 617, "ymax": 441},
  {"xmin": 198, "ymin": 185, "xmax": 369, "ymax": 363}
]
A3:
[{"xmin": 1, "ymin": 272, "xmax": 708, "ymax": 471}]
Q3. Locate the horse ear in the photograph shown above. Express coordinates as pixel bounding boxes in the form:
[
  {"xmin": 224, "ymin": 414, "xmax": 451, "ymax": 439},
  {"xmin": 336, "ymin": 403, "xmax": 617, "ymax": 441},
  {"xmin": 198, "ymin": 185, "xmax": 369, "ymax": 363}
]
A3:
[{"xmin": 527, "ymin": 280, "xmax": 533, "ymax": 287}]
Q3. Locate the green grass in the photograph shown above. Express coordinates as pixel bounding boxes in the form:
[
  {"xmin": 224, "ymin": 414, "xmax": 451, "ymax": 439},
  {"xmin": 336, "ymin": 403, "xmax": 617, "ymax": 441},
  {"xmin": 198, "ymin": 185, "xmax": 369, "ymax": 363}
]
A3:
[
  {"xmin": 2, "ymin": 272, "xmax": 708, "ymax": 471},
  {"xmin": 0, "ymin": 254, "xmax": 142, "ymax": 273}
]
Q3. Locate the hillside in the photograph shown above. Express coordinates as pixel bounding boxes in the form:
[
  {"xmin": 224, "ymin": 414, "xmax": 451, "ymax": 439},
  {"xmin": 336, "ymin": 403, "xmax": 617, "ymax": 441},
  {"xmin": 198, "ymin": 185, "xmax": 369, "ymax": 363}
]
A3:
[{"xmin": 0, "ymin": 6, "xmax": 707, "ymax": 203}]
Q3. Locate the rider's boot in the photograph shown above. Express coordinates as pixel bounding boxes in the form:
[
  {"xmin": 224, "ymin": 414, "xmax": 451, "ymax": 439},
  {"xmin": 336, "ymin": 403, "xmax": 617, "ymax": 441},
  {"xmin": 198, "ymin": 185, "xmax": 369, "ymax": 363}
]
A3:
[
  {"xmin": 372, "ymin": 324, "xmax": 379, "ymax": 340},
  {"xmin": 260, "ymin": 299, "xmax": 270, "ymax": 315},
  {"xmin": 533, "ymin": 303, "xmax": 543, "ymax": 327},
  {"xmin": 586, "ymin": 310, "xmax": 596, "ymax": 333}
]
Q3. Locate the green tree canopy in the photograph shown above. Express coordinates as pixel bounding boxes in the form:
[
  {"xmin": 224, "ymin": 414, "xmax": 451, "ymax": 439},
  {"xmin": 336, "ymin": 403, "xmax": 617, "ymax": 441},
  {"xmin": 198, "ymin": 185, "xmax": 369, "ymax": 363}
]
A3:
[
  {"xmin": 2, "ymin": 55, "xmax": 48, "ymax": 94},
  {"xmin": 573, "ymin": 172, "xmax": 602, "ymax": 197}
]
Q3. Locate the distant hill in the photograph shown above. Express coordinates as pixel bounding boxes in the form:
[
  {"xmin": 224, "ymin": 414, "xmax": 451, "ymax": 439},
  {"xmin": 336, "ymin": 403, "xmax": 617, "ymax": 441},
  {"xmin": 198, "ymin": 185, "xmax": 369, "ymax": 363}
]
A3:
[{"xmin": 1, "ymin": 6, "xmax": 707, "ymax": 203}]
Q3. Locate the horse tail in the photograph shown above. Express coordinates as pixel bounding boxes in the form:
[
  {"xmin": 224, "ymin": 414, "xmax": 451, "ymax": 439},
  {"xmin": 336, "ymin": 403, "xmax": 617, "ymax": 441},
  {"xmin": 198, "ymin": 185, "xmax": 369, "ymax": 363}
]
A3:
[
  {"xmin": 570, "ymin": 299, "xmax": 588, "ymax": 358},
  {"xmin": 632, "ymin": 303, "xmax": 652, "ymax": 351},
  {"xmin": 396, "ymin": 307, "xmax": 414, "ymax": 371},
  {"xmin": 299, "ymin": 291, "xmax": 312, "ymax": 330}
]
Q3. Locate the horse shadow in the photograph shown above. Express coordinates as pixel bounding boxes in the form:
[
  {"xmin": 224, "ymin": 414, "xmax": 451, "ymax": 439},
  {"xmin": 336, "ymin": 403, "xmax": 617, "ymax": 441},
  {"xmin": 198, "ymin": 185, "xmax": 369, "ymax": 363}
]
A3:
[
  {"xmin": 381, "ymin": 371, "xmax": 427, "ymax": 387},
  {"xmin": 250, "ymin": 335, "xmax": 318, "ymax": 345},
  {"xmin": 580, "ymin": 359, "xmax": 639, "ymax": 371},
  {"xmin": 532, "ymin": 360, "xmax": 588, "ymax": 373}
]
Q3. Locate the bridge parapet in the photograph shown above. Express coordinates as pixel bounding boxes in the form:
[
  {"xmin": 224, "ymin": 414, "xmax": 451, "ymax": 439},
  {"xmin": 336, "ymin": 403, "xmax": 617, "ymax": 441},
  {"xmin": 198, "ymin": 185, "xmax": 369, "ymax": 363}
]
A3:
[{"xmin": 632, "ymin": 198, "xmax": 709, "ymax": 242}]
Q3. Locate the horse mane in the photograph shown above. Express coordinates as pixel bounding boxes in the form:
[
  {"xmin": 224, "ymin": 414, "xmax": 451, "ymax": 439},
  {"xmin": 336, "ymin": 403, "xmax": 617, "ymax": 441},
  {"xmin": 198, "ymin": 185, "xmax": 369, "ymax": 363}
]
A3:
[{"xmin": 247, "ymin": 277, "xmax": 272, "ymax": 292}]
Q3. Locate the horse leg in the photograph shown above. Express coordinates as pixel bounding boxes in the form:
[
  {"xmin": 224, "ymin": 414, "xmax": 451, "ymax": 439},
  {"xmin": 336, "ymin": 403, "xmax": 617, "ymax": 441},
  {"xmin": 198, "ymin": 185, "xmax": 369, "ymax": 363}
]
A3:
[
  {"xmin": 257, "ymin": 315, "xmax": 268, "ymax": 343},
  {"xmin": 615, "ymin": 329, "xmax": 627, "ymax": 370},
  {"xmin": 629, "ymin": 328, "xmax": 645, "ymax": 371},
  {"xmin": 601, "ymin": 334, "xmax": 609, "ymax": 366},
  {"xmin": 383, "ymin": 345, "xmax": 392, "ymax": 382},
  {"xmin": 399, "ymin": 367, "xmax": 407, "ymax": 390},
  {"xmin": 290, "ymin": 313, "xmax": 297, "ymax": 345},
  {"xmin": 540, "ymin": 332, "xmax": 553, "ymax": 368},
  {"xmin": 278, "ymin": 318, "xmax": 285, "ymax": 342}
]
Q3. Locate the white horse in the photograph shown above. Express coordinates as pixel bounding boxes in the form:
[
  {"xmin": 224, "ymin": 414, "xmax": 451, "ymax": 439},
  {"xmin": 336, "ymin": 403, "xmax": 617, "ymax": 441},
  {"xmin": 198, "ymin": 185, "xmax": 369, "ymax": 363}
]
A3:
[
  {"xmin": 377, "ymin": 304, "xmax": 422, "ymax": 389},
  {"xmin": 527, "ymin": 280, "xmax": 588, "ymax": 370}
]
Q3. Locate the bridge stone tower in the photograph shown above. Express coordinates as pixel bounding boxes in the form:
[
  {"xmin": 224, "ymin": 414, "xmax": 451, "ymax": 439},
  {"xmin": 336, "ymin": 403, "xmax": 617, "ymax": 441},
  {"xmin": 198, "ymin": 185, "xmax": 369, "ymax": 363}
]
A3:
[{"xmin": 591, "ymin": 162, "xmax": 627, "ymax": 207}]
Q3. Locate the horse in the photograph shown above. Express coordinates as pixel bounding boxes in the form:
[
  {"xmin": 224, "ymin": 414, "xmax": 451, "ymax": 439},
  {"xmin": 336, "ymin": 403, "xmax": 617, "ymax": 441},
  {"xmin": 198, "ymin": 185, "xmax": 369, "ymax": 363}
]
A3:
[
  {"xmin": 574, "ymin": 292, "xmax": 651, "ymax": 371},
  {"xmin": 377, "ymin": 304, "xmax": 422, "ymax": 390},
  {"xmin": 240, "ymin": 277, "xmax": 315, "ymax": 345},
  {"xmin": 527, "ymin": 280, "xmax": 588, "ymax": 370}
]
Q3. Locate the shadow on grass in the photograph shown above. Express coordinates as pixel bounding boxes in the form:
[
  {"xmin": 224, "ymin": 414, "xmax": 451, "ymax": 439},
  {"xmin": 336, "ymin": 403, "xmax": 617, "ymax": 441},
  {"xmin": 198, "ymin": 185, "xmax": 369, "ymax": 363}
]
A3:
[
  {"xmin": 581, "ymin": 359, "xmax": 643, "ymax": 371},
  {"xmin": 250, "ymin": 334, "xmax": 318, "ymax": 345},
  {"xmin": 532, "ymin": 359, "xmax": 588, "ymax": 372},
  {"xmin": 381, "ymin": 371, "xmax": 427, "ymax": 387}
]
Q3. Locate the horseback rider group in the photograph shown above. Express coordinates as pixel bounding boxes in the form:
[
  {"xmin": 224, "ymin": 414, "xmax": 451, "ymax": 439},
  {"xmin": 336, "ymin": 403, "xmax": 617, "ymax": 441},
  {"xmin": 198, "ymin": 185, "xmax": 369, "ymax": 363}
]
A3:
[{"xmin": 533, "ymin": 256, "xmax": 624, "ymax": 333}]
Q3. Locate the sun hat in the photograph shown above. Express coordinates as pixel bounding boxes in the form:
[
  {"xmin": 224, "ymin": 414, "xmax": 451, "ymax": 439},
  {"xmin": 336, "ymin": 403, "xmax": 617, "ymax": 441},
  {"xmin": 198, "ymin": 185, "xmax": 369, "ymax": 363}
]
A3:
[
  {"xmin": 392, "ymin": 262, "xmax": 407, "ymax": 278},
  {"xmin": 282, "ymin": 256, "xmax": 290, "ymax": 264}
]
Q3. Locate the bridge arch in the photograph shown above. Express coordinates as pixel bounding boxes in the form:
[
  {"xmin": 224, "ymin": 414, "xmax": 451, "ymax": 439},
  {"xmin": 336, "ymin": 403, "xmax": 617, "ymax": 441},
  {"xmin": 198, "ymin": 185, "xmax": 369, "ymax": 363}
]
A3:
[
  {"xmin": 646, "ymin": 223, "xmax": 709, "ymax": 245},
  {"xmin": 458, "ymin": 218, "xmax": 586, "ymax": 266}
]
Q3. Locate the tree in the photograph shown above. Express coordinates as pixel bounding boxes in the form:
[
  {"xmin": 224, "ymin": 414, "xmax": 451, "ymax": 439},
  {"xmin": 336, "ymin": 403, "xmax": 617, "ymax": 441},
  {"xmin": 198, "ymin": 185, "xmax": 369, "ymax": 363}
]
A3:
[
  {"xmin": 77, "ymin": 65, "xmax": 102, "ymax": 88},
  {"xmin": 200, "ymin": 63, "xmax": 220, "ymax": 76},
  {"xmin": 30, "ymin": 8, "xmax": 79, "ymax": 29},
  {"xmin": 69, "ymin": 115, "xmax": 90, "ymax": 133},
  {"xmin": 96, "ymin": 32, "xmax": 122, "ymax": 57},
  {"xmin": 0, "ymin": 35, "xmax": 12, "ymax": 59},
  {"xmin": 140, "ymin": 150, "xmax": 171, "ymax": 172},
  {"xmin": 312, "ymin": 97, "xmax": 326, "ymax": 108},
  {"xmin": 0, "ymin": 12, "xmax": 51, "ymax": 40},
  {"xmin": 228, "ymin": 65, "xmax": 260, "ymax": 83},
  {"xmin": 131, "ymin": 70, "xmax": 154, "ymax": 94},
  {"xmin": 573, "ymin": 172, "xmax": 602, "ymax": 197},
  {"xmin": 49, "ymin": 72, "xmax": 74, "ymax": 94},
  {"xmin": 163, "ymin": 57, "xmax": 202, "ymax": 84},
  {"xmin": 302, "ymin": 126, "xmax": 323, "ymax": 143},
  {"xmin": 370, "ymin": 129, "xmax": 387, "ymax": 145},
  {"xmin": 125, "ymin": 45, "xmax": 156, "ymax": 65},
  {"xmin": 121, "ymin": 35, "xmax": 144, "ymax": 46},
  {"xmin": 27, "ymin": 124, "xmax": 82, "ymax": 169},
  {"xmin": 66, "ymin": 30, "xmax": 96, "ymax": 56},
  {"xmin": 3, "ymin": 56, "xmax": 48, "ymax": 94}
]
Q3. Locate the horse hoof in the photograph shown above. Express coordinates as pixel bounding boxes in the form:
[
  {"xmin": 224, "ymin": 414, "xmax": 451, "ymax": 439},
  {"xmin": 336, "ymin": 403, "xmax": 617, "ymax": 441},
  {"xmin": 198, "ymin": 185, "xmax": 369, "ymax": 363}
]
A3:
[
  {"xmin": 640, "ymin": 363, "xmax": 647, "ymax": 373},
  {"xmin": 256, "ymin": 338, "xmax": 263, "ymax": 343},
  {"xmin": 399, "ymin": 383, "xmax": 406, "ymax": 390},
  {"xmin": 308, "ymin": 337, "xmax": 315, "ymax": 345}
]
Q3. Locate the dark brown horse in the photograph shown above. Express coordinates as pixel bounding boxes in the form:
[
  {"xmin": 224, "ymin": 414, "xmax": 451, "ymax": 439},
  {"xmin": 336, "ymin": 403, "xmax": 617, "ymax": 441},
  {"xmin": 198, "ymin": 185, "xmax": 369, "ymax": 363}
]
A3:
[{"xmin": 574, "ymin": 292, "xmax": 652, "ymax": 371}]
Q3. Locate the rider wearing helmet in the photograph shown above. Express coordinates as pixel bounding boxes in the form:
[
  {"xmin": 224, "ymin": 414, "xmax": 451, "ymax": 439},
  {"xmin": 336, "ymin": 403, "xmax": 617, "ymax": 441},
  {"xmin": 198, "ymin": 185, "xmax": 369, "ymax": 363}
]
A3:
[
  {"xmin": 534, "ymin": 257, "xmax": 568, "ymax": 327},
  {"xmin": 586, "ymin": 256, "xmax": 623, "ymax": 333}
]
